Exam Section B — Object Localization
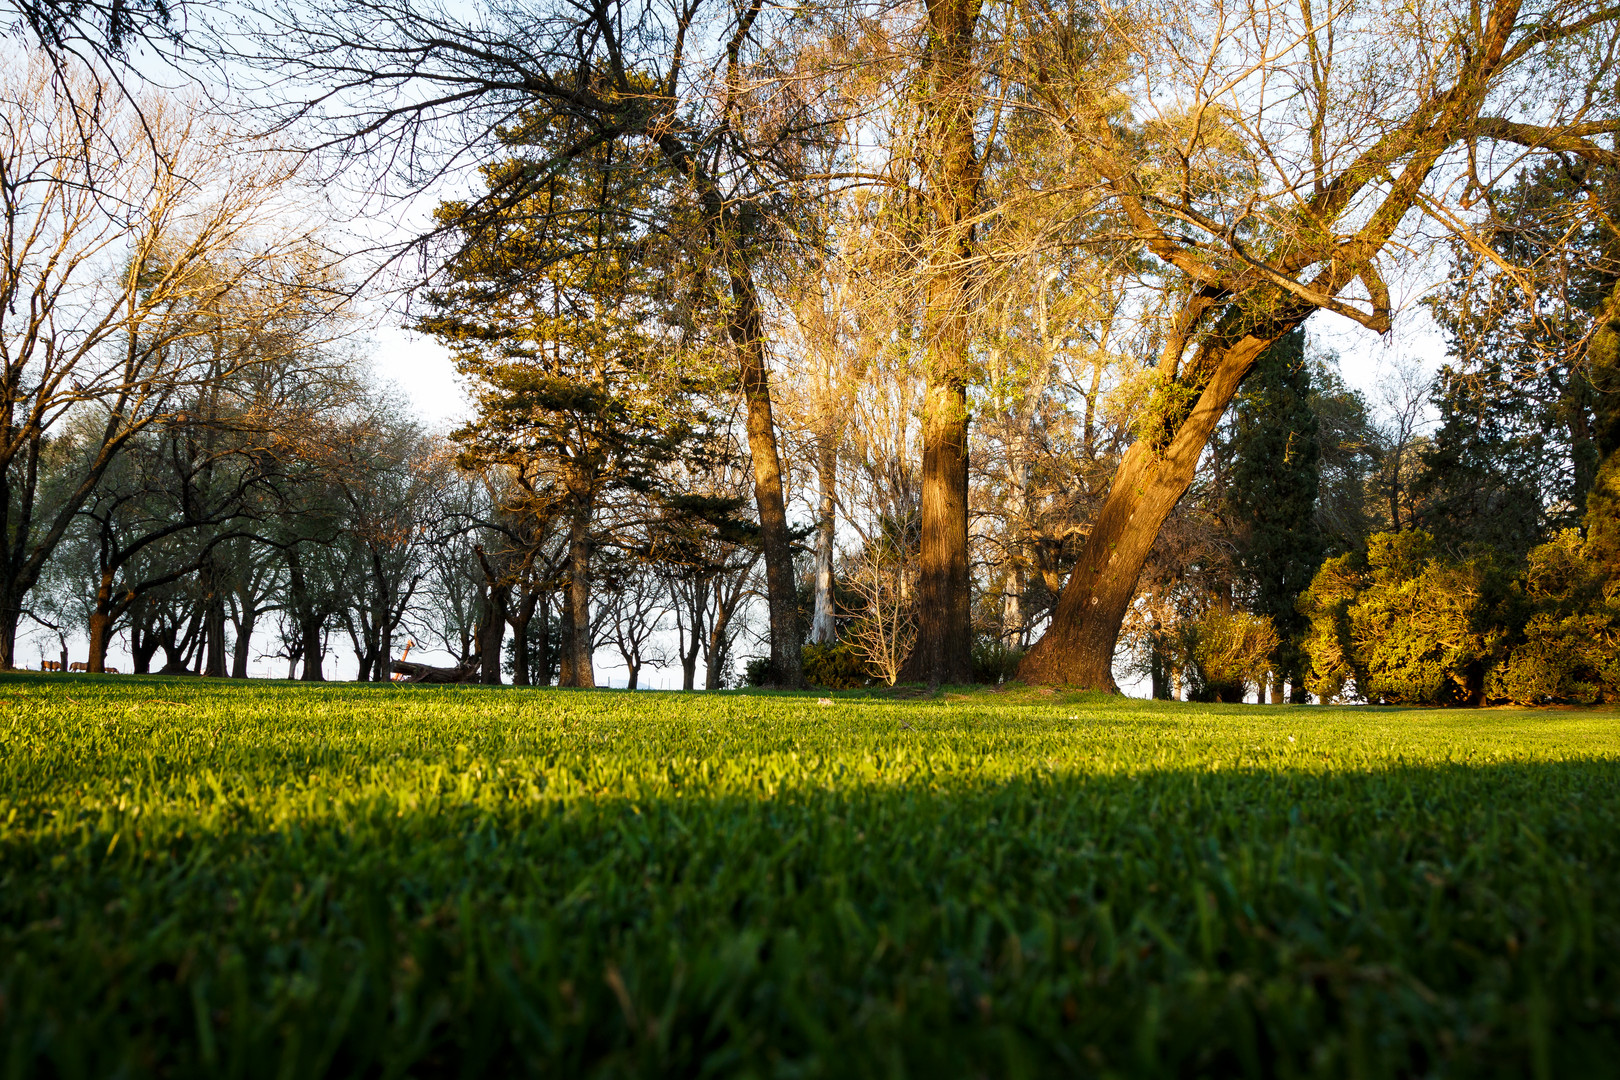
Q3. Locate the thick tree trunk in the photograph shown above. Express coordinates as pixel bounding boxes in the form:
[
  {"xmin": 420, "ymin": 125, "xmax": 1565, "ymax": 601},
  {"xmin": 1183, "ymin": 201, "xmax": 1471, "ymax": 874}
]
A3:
[
  {"xmin": 506, "ymin": 590, "xmax": 539, "ymax": 686},
  {"xmin": 729, "ymin": 279, "xmax": 806, "ymax": 688},
  {"xmin": 478, "ymin": 584, "xmax": 509, "ymax": 686},
  {"xmin": 558, "ymin": 588, "xmax": 576, "ymax": 687},
  {"xmin": 562, "ymin": 508, "xmax": 595, "ymax": 688},
  {"xmin": 811, "ymin": 433, "xmax": 838, "ymax": 645},
  {"xmin": 1019, "ymin": 334, "xmax": 1276, "ymax": 687},
  {"xmin": 898, "ymin": 377, "xmax": 973, "ymax": 685},
  {"xmin": 87, "ymin": 610, "xmax": 113, "ymax": 673},
  {"xmin": 300, "ymin": 613, "xmax": 325, "ymax": 681},
  {"xmin": 86, "ymin": 564, "xmax": 116, "ymax": 672},
  {"xmin": 536, "ymin": 590, "xmax": 550, "ymax": 686},
  {"xmin": 0, "ymin": 598, "xmax": 19, "ymax": 670},
  {"xmin": 231, "ymin": 612, "xmax": 255, "ymax": 679},
  {"xmin": 626, "ymin": 662, "xmax": 640, "ymax": 691},
  {"xmin": 899, "ymin": 0, "xmax": 982, "ymax": 687},
  {"xmin": 1149, "ymin": 629, "xmax": 1170, "ymax": 700},
  {"xmin": 131, "ymin": 613, "xmax": 159, "ymax": 675},
  {"xmin": 203, "ymin": 591, "xmax": 227, "ymax": 679}
]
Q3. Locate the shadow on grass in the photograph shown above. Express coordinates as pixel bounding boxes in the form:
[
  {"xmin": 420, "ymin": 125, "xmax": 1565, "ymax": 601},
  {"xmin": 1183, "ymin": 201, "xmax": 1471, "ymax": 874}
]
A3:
[{"xmin": 2, "ymin": 754, "xmax": 1617, "ymax": 1079}]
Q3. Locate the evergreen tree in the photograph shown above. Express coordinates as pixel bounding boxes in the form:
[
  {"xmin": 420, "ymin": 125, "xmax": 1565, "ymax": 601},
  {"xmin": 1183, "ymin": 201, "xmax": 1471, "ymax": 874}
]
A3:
[
  {"xmin": 1225, "ymin": 329, "xmax": 1325, "ymax": 702},
  {"xmin": 421, "ymin": 111, "xmax": 732, "ymax": 687},
  {"xmin": 1421, "ymin": 161, "xmax": 1620, "ymax": 561}
]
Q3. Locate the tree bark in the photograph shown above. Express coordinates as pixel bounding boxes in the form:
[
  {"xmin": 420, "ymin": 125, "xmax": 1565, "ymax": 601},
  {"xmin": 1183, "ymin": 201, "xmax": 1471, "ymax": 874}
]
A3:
[
  {"xmin": 729, "ymin": 272, "xmax": 806, "ymax": 688},
  {"xmin": 811, "ymin": 432, "xmax": 838, "ymax": 645},
  {"xmin": 1019, "ymin": 333, "xmax": 1278, "ymax": 687},
  {"xmin": 558, "ymin": 587, "xmax": 576, "ymax": 687},
  {"xmin": 130, "ymin": 607, "xmax": 159, "ymax": 675},
  {"xmin": 477, "ymin": 582, "xmax": 509, "ymax": 686},
  {"xmin": 562, "ymin": 505, "xmax": 595, "ymax": 688},
  {"xmin": 300, "ymin": 611, "xmax": 326, "ymax": 681},
  {"xmin": 0, "ymin": 593, "xmax": 20, "ymax": 670},
  {"xmin": 202, "ymin": 565, "xmax": 227, "ymax": 679},
  {"xmin": 231, "ymin": 611, "xmax": 255, "ymax": 679},
  {"xmin": 898, "ymin": 0, "xmax": 983, "ymax": 687},
  {"xmin": 507, "ymin": 591, "xmax": 539, "ymax": 686},
  {"xmin": 87, "ymin": 610, "xmax": 113, "ymax": 673},
  {"xmin": 900, "ymin": 376, "xmax": 973, "ymax": 686}
]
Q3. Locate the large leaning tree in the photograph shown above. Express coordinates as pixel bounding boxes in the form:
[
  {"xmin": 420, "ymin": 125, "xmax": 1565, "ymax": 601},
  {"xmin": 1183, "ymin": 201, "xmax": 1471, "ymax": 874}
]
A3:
[
  {"xmin": 1011, "ymin": 0, "xmax": 1620, "ymax": 687},
  {"xmin": 243, "ymin": 0, "xmax": 845, "ymax": 687}
]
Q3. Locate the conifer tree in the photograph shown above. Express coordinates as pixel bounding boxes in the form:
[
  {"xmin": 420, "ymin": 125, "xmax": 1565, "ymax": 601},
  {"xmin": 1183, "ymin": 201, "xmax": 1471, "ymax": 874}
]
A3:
[
  {"xmin": 1225, "ymin": 329, "xmax": 1325, "ymax": 702},
  {"xmin": 421, "ymin": 114, "xmax": 728, "ymax": 687}
]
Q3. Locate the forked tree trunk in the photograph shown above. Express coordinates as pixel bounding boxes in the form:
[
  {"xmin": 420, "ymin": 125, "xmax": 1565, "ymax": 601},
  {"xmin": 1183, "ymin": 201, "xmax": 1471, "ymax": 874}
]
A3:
[
  {"xmin": 478, "ymin": 583, "xmax": 509, "ymax": 686},
  {"xmin": 1019, "ymin": 332, "xmax": 1280, "ymax": 687},
  {"xmin": 507, "ymin": 591, "xmax": 539, "ymax": 686}
]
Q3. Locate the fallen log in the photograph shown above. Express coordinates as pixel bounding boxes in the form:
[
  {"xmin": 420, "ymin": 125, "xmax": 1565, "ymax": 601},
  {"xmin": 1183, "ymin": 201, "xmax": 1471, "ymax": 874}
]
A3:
[{"xmin": 391, "ymin": 658, "xmax": 481, "ymax": 684}]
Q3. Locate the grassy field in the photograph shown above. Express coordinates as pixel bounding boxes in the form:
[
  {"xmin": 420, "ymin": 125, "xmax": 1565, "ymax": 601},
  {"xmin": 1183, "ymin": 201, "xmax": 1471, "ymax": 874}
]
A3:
[{"xmin": 1, "ymin": 674, "xmax": 1617, "ymax": 1078}]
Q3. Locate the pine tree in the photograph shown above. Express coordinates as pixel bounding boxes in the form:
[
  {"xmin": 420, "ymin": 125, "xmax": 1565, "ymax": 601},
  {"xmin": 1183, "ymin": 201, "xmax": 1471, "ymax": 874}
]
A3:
[
  {"xmin": 1225, "ymin": 329, "xmax": 1325, "ymax": 702},
  {"xmin": 420, "ymin": 111, "xmax": 731, "ymax": 687}
]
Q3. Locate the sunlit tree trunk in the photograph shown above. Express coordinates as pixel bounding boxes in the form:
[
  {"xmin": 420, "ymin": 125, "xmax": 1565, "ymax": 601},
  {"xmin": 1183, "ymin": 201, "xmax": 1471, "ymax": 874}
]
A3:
[
  {"xmin": 1019, "ymin": 332, "xmax": 1280, "ymax": 687},
  {"xmin": 811, "ymin": 433, "xmax": 838, "ymax": 645},
  {"xmin": 899, "ymin": 0, "xmax": 983, "ymax": 687}
]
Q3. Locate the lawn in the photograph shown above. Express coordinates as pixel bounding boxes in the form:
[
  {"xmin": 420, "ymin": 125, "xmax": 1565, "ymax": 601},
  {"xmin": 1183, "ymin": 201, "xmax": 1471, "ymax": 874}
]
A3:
[{"xmin": 1, "ymin": 674, "xmax": 1617, "ymax": 1078}]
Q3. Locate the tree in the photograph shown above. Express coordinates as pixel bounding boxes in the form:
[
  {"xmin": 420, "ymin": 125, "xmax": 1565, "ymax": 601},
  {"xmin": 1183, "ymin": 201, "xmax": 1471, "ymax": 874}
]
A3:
[
  {"xmin": 423, "ymin": 115, "xmax": 728, "ymax": 689},
  {"xmin": 254, "ymin": 0, "xmax": 830, "ymax": 686},
  {"xmin": 1014, "ymin": 0, "xmax": 1620, "ymax": 687},
  {"xmin": 1225, "ymin": 330, "xmax": 1325, "ymax": 702},
  {"xmin": 0, "ymin": 59, "xmax": 344, "ymax": 667},
  {"xmin": 1420, "ymin": 161, "xmax": 1620, "ymax": 560}
]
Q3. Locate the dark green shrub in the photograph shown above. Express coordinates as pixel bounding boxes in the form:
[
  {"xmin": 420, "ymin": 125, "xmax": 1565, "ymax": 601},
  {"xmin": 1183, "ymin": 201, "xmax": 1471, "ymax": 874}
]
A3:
[
  {"xmin": 1491, "ymin": 530, "xmax": 1620, "ymax": 704},
  {"xmin": 743, "ymin": 656, "xmax": 771, "ymax": 687},
  {"xmin": 970, "ymin": 636, "xmax": 1023, "ymax": 684},
  {"xmin": 801, "ymin": 641, "xmax": 871, "ymax": 689}
]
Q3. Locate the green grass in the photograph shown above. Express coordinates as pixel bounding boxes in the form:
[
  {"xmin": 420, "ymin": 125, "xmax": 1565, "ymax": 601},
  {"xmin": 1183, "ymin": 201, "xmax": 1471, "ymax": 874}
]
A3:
[{"xmin": 1, "ymin": 674, "xmax": 1618, "ymax": 1078}]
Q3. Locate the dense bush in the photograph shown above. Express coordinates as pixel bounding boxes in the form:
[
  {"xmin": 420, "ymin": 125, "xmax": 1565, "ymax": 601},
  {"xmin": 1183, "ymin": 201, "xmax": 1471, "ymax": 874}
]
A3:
[
  {"xmin": 969, "ymin": 636, "xmax": 1023, "ymax": 684},
  {"xmin": 801, "ymin": 640, "xmax": 872, "ymax": 689},
  {"xmin": 1180, "ymin": 608, "xmax": 1278, "ymax": 702},
  {"xmin": 1300, "ymin": 531, "xmax": 1507, "ymax": 704},
  {"xmin": 1491, "ymin": 531, "xmax": 1620, "ymax": 704},
  {"xmin": 1302, "ymin": 529, "xmax": 1620, "ymax": 705}
]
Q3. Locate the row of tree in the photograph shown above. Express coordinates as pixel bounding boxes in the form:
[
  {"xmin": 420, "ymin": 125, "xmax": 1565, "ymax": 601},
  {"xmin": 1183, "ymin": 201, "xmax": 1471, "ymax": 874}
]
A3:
[{"xmin": 3, "ymin": 0, "xmax": 1618, "ymax": 696}]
